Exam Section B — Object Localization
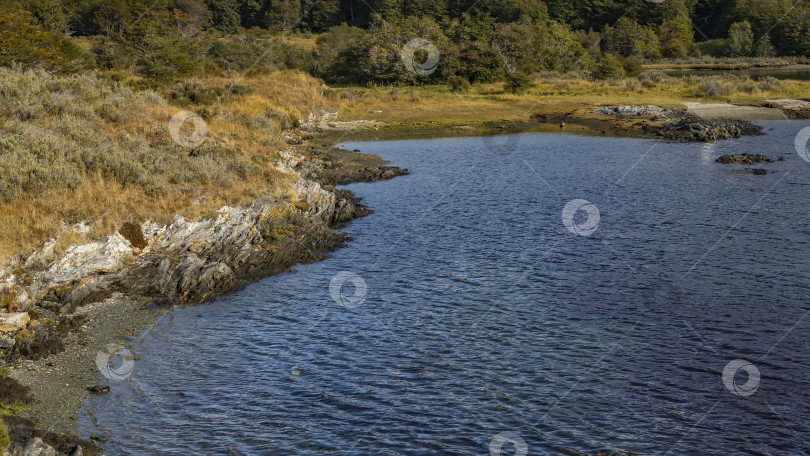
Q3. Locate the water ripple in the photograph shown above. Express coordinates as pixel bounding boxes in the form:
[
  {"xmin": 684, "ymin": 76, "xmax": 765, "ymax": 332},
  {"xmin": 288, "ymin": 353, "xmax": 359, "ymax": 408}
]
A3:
[{"xmin": 82, "ymin": 123, "xmax": 810, "ymax": 455}]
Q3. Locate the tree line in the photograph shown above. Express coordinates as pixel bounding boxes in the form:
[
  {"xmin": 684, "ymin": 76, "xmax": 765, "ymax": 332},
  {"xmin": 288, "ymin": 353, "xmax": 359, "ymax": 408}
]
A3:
[{"xmin": 2, "ymin": 0, "xmax": 809, "ymax": 84}]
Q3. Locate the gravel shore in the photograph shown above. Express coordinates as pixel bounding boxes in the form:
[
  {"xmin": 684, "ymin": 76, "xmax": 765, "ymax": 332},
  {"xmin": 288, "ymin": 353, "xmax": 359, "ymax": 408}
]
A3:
[{"xmin": 7, "ymin": 294, "xmax": 168, "ymax": 435}]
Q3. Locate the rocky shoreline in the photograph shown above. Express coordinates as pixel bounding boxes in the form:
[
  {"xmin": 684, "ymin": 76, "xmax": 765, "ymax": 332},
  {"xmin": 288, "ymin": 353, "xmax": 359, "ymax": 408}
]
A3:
[
  {"xmin": 0, "ymin": 101, "xmax": 784, "ymax": 454},
  {"xmin": 0, "ymin": 140, "xmax": 407, "ymax": 454}
]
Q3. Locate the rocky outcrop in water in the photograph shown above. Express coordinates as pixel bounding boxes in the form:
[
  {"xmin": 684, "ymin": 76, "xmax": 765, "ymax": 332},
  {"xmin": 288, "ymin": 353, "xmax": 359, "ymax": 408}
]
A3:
[
  {"xmin": 658, "ymin": 115, "xmax": 764, "ymax": 142},
  {"xmin": 594, "ymin": 105, "xmax": 765, "ymax": 142},
  {"xmin": 535, "ymin": 105, "xmax": 765, "ymax": 142},
  {"xmin": 278, "ymin": 146, "xmax": 409, "ymax": 186},
  {"xmin": 715, "ymin": 153, "xmax": 774, "ymax": 164}
]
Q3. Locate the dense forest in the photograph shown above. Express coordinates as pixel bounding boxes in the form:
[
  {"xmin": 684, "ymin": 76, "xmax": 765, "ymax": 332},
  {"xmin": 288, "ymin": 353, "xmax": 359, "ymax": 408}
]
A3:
[{"xmin": 1, "ymin": 0, "xmax": 809, "ymax": 83}]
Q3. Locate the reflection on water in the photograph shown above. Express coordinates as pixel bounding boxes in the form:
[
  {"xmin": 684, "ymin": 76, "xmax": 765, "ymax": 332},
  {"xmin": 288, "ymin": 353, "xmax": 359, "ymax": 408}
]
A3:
[{"xmin": 81, "ymin": 122, "xmax": 810, "ymax": 455}]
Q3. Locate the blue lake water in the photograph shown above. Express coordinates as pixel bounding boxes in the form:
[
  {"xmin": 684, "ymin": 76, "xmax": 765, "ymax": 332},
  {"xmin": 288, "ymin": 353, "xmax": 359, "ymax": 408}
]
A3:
[{"xmin": 80, "ymin": 121, "xmax": 810, "ymax": 455}]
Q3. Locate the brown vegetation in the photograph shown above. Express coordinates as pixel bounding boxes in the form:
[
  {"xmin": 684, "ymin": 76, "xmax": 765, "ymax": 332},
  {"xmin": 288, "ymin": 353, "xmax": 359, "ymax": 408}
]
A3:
[{"xmin": 0, "ymin": 68, "xmax": 346, "ymax": 265}]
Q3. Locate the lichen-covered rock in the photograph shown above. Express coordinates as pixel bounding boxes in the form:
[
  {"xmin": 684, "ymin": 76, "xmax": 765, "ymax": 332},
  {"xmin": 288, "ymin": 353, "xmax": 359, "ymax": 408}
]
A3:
[
  {"xmin": 28, "ymin": 233, "xmax": 133, "ymax": 295},
  {"xmin": 593, "ymin": 105, "xmax": 673, "ymax": 117},
  {"xmin": 0, "ymin": 313, "xmax": 29, "ymax": 338}
]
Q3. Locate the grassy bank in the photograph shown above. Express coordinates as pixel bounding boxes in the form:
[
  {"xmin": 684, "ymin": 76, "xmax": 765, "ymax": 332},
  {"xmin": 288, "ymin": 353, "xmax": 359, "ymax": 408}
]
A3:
[
  {"xmin": 336, "ymin": 71, "xmax": 810, "ymax": 128},
  {"xmin": 0, "ymin": 69, "xmax": 349, "ymax": 264},
  {"xmin": 2, "ymin": 68, "xmax": 810, "ymax": 267}
]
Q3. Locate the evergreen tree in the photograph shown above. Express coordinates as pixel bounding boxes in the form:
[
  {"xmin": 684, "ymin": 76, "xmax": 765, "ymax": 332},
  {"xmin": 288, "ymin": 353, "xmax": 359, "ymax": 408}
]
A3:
[
  {"xmin": 266, "ymin": 0, "xmax": 301, "ymax": 38},
  {"xmin": 205, "ymin": 0, "xmax": 241, "ymax": 31}
]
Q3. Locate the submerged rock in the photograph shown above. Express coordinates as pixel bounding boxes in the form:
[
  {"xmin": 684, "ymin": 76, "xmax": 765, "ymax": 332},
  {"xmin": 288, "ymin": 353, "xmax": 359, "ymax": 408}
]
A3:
[
  {"xmin": 715, "ymin": 153, "xmax": 774, "ymax": 164},
  {"xmin": 742, "ymin": 167, "xmax": 768, "ymax": 175},
  {"xmin": 86, "ymin": 385, "xmax": 109, "ymax": 395}
]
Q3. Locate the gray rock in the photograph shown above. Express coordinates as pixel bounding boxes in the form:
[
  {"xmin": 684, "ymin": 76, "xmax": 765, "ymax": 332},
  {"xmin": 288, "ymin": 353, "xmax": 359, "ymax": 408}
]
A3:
[
  {"xmin": 20, "ymin": 437, "xmax": 59, "ymax": 456},
  {"xmin": 0, "ymin": 313, "xmax": 30, "ymax": 338},
  {"xmin": 593, "ymin": 105, "xmax": 669, "ymax": 117}
]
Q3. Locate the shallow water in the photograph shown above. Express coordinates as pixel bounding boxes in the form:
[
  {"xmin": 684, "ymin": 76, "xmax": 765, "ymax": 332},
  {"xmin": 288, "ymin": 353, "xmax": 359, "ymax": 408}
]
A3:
[
  {"xmin": 80, "ymin": 121, "xmax": 810, "ymax": 455},
  {"xmin": 663, "ymin": 64, "xmax": 810, "ymax": 81}
]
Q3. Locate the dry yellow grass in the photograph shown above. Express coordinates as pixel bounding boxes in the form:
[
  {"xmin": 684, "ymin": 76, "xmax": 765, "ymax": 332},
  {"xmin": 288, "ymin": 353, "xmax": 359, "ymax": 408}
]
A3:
[
  {"xmin": 0, "ymin": 172, "xmax": 295, "ymax": 262},
  {"xmin": 334, "ymin": 75, "xmax": 810, "ymax": 128},
  {"xmin": 53, "ymin": 232, "xmax": 88, "ymax": 257},
  {"xmin": 0, "ymin": 69, "xmax": 322, "ymax": 266},
  {"xmin": 284, "ymin": 35, "xmax": 318, "ymax": 52}
]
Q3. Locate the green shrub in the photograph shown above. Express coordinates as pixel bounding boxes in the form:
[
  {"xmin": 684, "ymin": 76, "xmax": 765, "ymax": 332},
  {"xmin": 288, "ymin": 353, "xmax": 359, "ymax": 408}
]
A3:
[
  {"xmin": 170, "ymin": 81, "xmax": 221, "ymax": 105},
  {"xmin": 699, "ymin": 78, "xmax": 731, "ymax": 97},
  {"xmin": 447, "ymin": 75, "xmax": 471, "ymax": 92},
  {"xmin": 698, "ymin": 39, "xmax": 729, "ymax": 57},
  {"xmin": 0, "ymin": 5, "xmax": 89, "ymax": 71},
  {"xmin": 226, "ymin": 82, "xmax": 253, "ymax": 97},
  {"xmin": 625, "ymin": 78, "xmax": 642, "ymax": 92},
  {"xmin": 661, "ymin": 40, "xmax": 690, "ymax": 59},
  {"xmin": 119, "ymin": 222, "xmax": 147, "ymax": 249},
  {"xmin": 266, "ymin": 109, "xmax": 294, "ymax": 130},
  {"xmin": 592, "ymin": 54, "xmax": 625, "ymax": 80},
  {"xmin": 504, "ymin": 71, "xmax": 533, "ymax": 94},
  {"xmin": 618, "ymin": 56, "xmax": 643, "ymax": 78},
  {"xmin": 758, "ymin": 76, "xmax": 783, "ymax": 91}
]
